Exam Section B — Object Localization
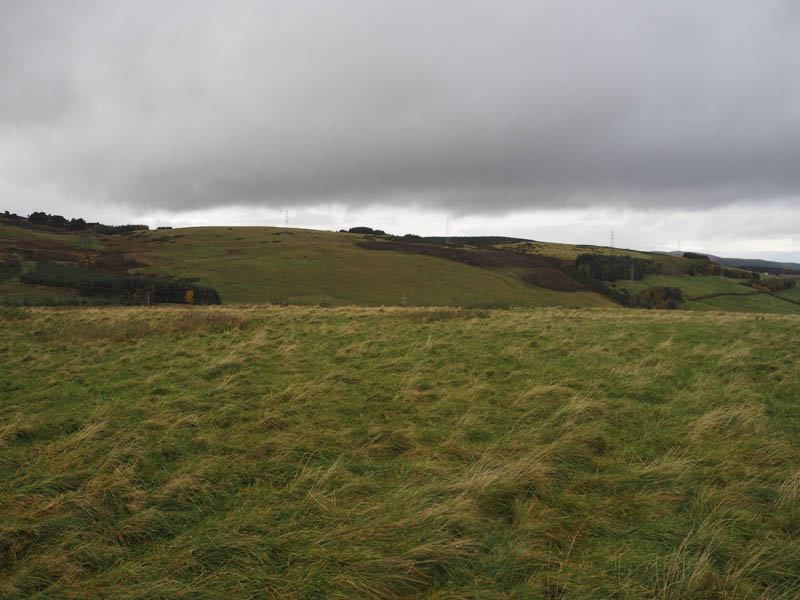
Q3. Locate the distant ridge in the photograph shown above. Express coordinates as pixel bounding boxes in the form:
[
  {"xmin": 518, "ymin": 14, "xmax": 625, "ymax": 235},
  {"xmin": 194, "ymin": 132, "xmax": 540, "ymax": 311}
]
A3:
[
  {"xmin": 657, "ymin": 251, "xmax": 800, "ymax": 273},
  {"xmin": 415, "ymin": 235, "xmax": 532, "ymax": 246}
]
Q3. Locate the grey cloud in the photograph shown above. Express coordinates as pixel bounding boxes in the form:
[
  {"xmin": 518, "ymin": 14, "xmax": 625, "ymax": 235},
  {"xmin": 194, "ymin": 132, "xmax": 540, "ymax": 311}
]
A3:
[{"xmin": 2, "ymin": 0, "xmax": 800, "ymax": 215}]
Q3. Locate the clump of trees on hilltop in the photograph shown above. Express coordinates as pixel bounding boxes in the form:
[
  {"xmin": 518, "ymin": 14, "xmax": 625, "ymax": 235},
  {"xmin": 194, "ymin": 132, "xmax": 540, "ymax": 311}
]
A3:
[
  {"xmin": 346, "ymin": 226, "xmax": 387, "ymax": 236},
  {"xmin": 21, "ymin": 211, "xmax": 149, "ymax": 235}
]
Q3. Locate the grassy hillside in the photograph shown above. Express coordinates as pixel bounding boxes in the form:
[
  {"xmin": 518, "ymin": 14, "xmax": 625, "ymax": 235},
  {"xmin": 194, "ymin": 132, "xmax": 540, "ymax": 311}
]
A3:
[
  {"xmin": 499, "ymin": 240, "xmax": 709, "ymax": 276},
  {"xmin": 1, "ymin": 224, "xmax": 615, "ymax": 308},
  {"xmin": 5, "ymin": 220, "xmax": 799, "ymax": 314},
  {"xmin": 607, "ymin": 274, "xmax": 800, "ymax": 315},
  {"xmin": 2, "ymin": 305, "xmax": 800, "ymax": 598},
  {"xmin": 498, "ymin": 239, "xmax": 656, "ymax": 261},
  {"xmin": 777, "ymin": 287, "xmax": 800, "ymax": 302},
  {"xmin": 112, "ymin": 227, "xmax": 615, "ymax": 308},
  {"xmin": 609, "ymin": 274, "xmax": 756, "ymax": 299},
  {"xmin": 682, "ymin": 293, "xmax": 800, "ymax": 314}
]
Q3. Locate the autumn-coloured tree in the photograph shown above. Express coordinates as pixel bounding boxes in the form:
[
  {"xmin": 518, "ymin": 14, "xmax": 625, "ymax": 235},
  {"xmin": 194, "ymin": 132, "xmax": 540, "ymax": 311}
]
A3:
[
  {"xmin": 185, "ymin": 288, "xmax": 195, "ymax": 304},
  {"xmin": 81, "ymin": 253, "xmax": 97, "ymax": 269}
]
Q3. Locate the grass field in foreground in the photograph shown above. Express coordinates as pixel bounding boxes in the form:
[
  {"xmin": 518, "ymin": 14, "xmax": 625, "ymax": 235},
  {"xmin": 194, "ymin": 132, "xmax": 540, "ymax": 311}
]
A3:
[{"xmin": 2, "ymin": 306, "xmax": 800, "ymax": 598}]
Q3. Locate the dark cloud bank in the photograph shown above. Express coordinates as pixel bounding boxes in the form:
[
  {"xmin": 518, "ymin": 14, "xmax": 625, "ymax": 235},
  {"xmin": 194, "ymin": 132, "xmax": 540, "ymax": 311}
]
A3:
[{"xmin": 1, "ymin": 1, "xmax": 799, "ymax": 216}]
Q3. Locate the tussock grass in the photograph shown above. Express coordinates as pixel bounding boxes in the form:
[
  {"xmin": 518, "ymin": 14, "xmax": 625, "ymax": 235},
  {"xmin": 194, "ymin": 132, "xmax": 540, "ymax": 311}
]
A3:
[
  {"xmin": 27, "ymin": 307, "xmax": 249, "ymax": 343},
  {"xmin": 2, "ymin": 306, "xmax": 800, "ymax": 597}
]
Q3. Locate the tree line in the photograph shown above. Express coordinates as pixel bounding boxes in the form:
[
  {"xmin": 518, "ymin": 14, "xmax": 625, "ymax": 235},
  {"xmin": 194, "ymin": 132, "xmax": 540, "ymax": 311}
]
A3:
[
  {"xmin": 574, "ymin": 253, "xmax": 656, "ymax": 281},
  {"xmin": 21, "ymin": 261, "xmax": 221, "ymax": 304},
  {"xmin": 743, "ymin": 277, "xmax": 795, "ymax": 293},
  {"xmin": 4, "ymin": 210, "xmax": 150, "ymax": 235}
]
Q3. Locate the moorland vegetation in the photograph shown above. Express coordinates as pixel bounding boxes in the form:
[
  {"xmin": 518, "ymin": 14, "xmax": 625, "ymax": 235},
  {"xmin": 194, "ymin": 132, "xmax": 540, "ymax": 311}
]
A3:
[
  {"xmin": 3, "ymin": 212, "xmax": 800, "ymax": 597},
  {"xmin": 1, "ymin": 211, "xmax": 798, "ymax": 314},
  {"xmin": 2, "ymin": 305, "xmax": 799, "ymax": 597}
]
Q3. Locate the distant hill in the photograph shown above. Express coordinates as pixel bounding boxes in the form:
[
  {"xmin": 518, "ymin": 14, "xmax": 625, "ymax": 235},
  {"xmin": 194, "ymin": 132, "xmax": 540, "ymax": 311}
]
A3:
[
  {"xmin": 0, "ymin": 221, "xmax": 613, "ymax": 308},
  {"xmin": 658, "ymin": 251, "xmax": 800, "ymax": 273},
  {"xmin": 3, "ymin": 215, "xmax": 799, "ymax": 313},
  {"xmin": 708, "ymin": 255, "xmax": 800, "ymax": 274},
  {"xmin": 413, "ymin": 235, "xmax": 532, "ymax": 246}
]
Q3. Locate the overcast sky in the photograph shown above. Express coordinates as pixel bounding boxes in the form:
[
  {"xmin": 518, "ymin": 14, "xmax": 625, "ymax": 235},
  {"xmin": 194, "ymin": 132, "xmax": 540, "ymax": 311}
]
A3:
[{"xmin": 2, "ymin": 1, "xmax": 799, "ymax": 258}]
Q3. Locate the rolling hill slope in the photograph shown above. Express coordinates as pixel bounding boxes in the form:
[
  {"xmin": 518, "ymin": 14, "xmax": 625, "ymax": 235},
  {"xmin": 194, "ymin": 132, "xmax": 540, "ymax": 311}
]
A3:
[
  {"xmin": 4, "ymin": 217, "xmax": 799, "ymax": 313},
  {"xmin": 608, "ymin": 274, "xmax": 800, "ymax": 314},
  {"xmin": 1, "ymin": 223, "xmax": 615, "ymax": 308},
  {"xmin": 111, "ymin": 227, "xmax": 613, "ymax": 307}
]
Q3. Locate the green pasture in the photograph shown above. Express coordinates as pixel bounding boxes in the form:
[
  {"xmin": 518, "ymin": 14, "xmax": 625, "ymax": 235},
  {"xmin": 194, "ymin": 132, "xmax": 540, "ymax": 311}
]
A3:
[
  {"xmin": 2, "ymin": 306, "xmax": 800, "ymax": 598},
  {"xmin": 682, "ymin": 293, "xmax": 800, "ymax": 314},
  {"xmin": 123, "ymin": 227, "xmax": 614, "ymax": 308},
  {"xmin": 610, "ymin": 274, "xmax": 757, "ymax": 300}
]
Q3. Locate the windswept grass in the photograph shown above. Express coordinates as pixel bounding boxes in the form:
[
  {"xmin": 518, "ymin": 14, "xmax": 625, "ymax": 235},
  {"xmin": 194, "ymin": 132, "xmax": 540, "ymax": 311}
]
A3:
[{"xmin": 2, "ymin": 306, "xmax": 800, "ymax": 598}]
